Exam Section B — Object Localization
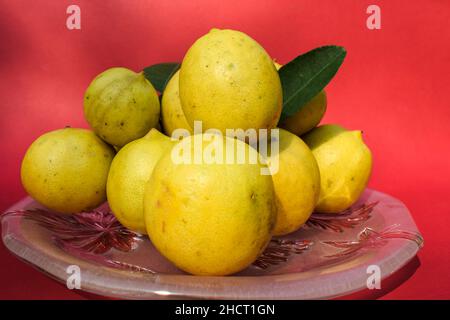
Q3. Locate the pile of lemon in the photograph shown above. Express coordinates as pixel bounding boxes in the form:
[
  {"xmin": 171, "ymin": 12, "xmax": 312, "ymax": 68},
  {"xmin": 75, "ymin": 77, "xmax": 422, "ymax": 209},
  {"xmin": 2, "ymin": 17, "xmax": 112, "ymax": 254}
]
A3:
[{"xmin": 21, "ymin": 29, "xmax": 372, "ymax": 276}]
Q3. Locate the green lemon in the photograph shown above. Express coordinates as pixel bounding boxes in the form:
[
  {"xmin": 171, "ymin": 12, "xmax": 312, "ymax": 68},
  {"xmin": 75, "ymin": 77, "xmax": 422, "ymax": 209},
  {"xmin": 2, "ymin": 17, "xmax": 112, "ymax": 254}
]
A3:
[{"xmin": 84, "ymin": 67, "xmax": 160, "ymax": 147}]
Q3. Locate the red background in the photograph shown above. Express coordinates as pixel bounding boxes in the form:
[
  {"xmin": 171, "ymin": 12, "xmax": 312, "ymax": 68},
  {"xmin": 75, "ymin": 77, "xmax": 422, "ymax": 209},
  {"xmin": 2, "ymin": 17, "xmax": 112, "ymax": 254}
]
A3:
[{"xmin": 0, "ymin": 0, "xmax": 449, "ymax": 299}]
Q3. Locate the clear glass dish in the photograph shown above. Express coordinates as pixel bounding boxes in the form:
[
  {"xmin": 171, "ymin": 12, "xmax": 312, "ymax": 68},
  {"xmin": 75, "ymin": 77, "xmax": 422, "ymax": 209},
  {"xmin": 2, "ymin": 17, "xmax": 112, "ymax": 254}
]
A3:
[{"xmin": 1, "ymin": 189, "xmax": 423, "ymax": 299}]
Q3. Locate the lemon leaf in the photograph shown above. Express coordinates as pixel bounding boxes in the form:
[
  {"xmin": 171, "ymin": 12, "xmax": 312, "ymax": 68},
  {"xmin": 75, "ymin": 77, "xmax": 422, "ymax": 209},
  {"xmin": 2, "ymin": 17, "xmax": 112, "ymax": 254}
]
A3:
[
  {"xmin": 279, "ymin": 46, "xmax": 346, "ymax": 119},
  {"xmin": 143, "ymin": 63, "xmax": 180, "ymax": 92}
]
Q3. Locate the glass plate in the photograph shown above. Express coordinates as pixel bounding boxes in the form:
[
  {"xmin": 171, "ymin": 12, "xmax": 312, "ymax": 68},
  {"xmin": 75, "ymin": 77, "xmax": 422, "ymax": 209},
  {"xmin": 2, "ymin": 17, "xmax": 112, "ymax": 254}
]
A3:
[{"xmin": 1, "ymin": 189, "xmax": 423, "ymax": 299}]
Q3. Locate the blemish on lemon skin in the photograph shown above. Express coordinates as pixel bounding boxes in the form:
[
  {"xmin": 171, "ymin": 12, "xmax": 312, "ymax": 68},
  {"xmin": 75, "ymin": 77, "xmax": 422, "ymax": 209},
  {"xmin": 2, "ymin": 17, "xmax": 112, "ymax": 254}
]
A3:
[{"xmin": 162, "ymin": 184, "xmax": 171, "ymax": 194}]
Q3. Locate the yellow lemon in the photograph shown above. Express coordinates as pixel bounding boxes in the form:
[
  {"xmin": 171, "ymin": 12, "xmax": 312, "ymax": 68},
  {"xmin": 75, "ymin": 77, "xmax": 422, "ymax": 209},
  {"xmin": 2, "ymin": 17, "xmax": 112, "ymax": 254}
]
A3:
[
  {"xmin": 268, "ymin": 129, "xmax": 320, "ymax": 235},
  {"xmin": 273, "ymin": 61, "xmax": 283, "ymax": 70},
  {"xmin": 161, "ymin": 70, "xmax": 193, "ymax": 136},
  {"xmin": 274, "ymin": 62, "xmax": 327, "ymax": 136},
  {"xmin": 21, "ymin": 128, "xmax": 115, "ymax": 213},
  {"xmin": 303, "ymin": 124, "xmax": 372, "ymax": 213},
  {"xmin": 144, "ymin": 133, "xmax": 276, "ymax": 275},
  {"xmin": 280, "ymin": 91, "xmax": 327, "ymax": 136},
  {"xmin": 107, "ymin": 129, "xmax": 175, "ymax": 234},
  {"xmin": 179, "ymin": 28, "xmax": 282, "ymax": 133}
]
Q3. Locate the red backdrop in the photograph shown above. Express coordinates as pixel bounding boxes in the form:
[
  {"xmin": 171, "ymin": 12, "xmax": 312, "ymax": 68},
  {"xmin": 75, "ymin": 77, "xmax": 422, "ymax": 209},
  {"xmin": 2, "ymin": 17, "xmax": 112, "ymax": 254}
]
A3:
[{"xmin": 0, "ymin": 0, "xmax": 449, "ymax": 299}]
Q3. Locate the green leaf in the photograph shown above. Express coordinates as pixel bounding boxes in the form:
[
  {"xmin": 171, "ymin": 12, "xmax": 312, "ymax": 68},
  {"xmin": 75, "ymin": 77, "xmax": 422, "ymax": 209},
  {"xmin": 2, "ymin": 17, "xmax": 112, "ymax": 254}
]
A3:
[
  {"xmin": 279, "ymin": 46, "xmax": 346, "ymax": 119},
  {"xmin": 143, "ymin": 63, "xmax": 180, "ymax": 92}
]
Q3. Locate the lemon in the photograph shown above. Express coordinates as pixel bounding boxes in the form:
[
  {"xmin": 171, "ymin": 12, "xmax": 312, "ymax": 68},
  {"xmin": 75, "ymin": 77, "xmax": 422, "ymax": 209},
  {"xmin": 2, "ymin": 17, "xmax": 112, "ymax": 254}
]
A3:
[
  {"xmin": 144, "ymin": 133, "xmax": 276, "ymax": 275},
  {"xmin": 274, "ymin": 62, "xmax": 327, "ymax": 136},
  {"xmin": 268, "ymin": 129, "xmax": 320, "ymax": 235},
  {"xmin": 273, "ymin": 61, "xmax": 283, "ymax": 70},
  {"xmin": 303, "ymin": 124, "xmax": 372, "ymax": 213},
  {"xmin": 179, "ymin": 28, "xmax": 282, "ymax": 133},
  {"xmin": 84, "ymin": 67, "xmax": 160, "ymax": 147},
  {"xmin": 280, "ymin": 91, "xmax": 327, "ymax": 136},
  {"xmin": 161, "ymin": 70, "xmax": 193, "ymax": 136},
  {"xmin": 107, "ymin": 129, "xmax": 175, "ymax": 234},
  {"xmin": 21, "ymin": 128, "xmax": 115, "ymax": 213}
]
